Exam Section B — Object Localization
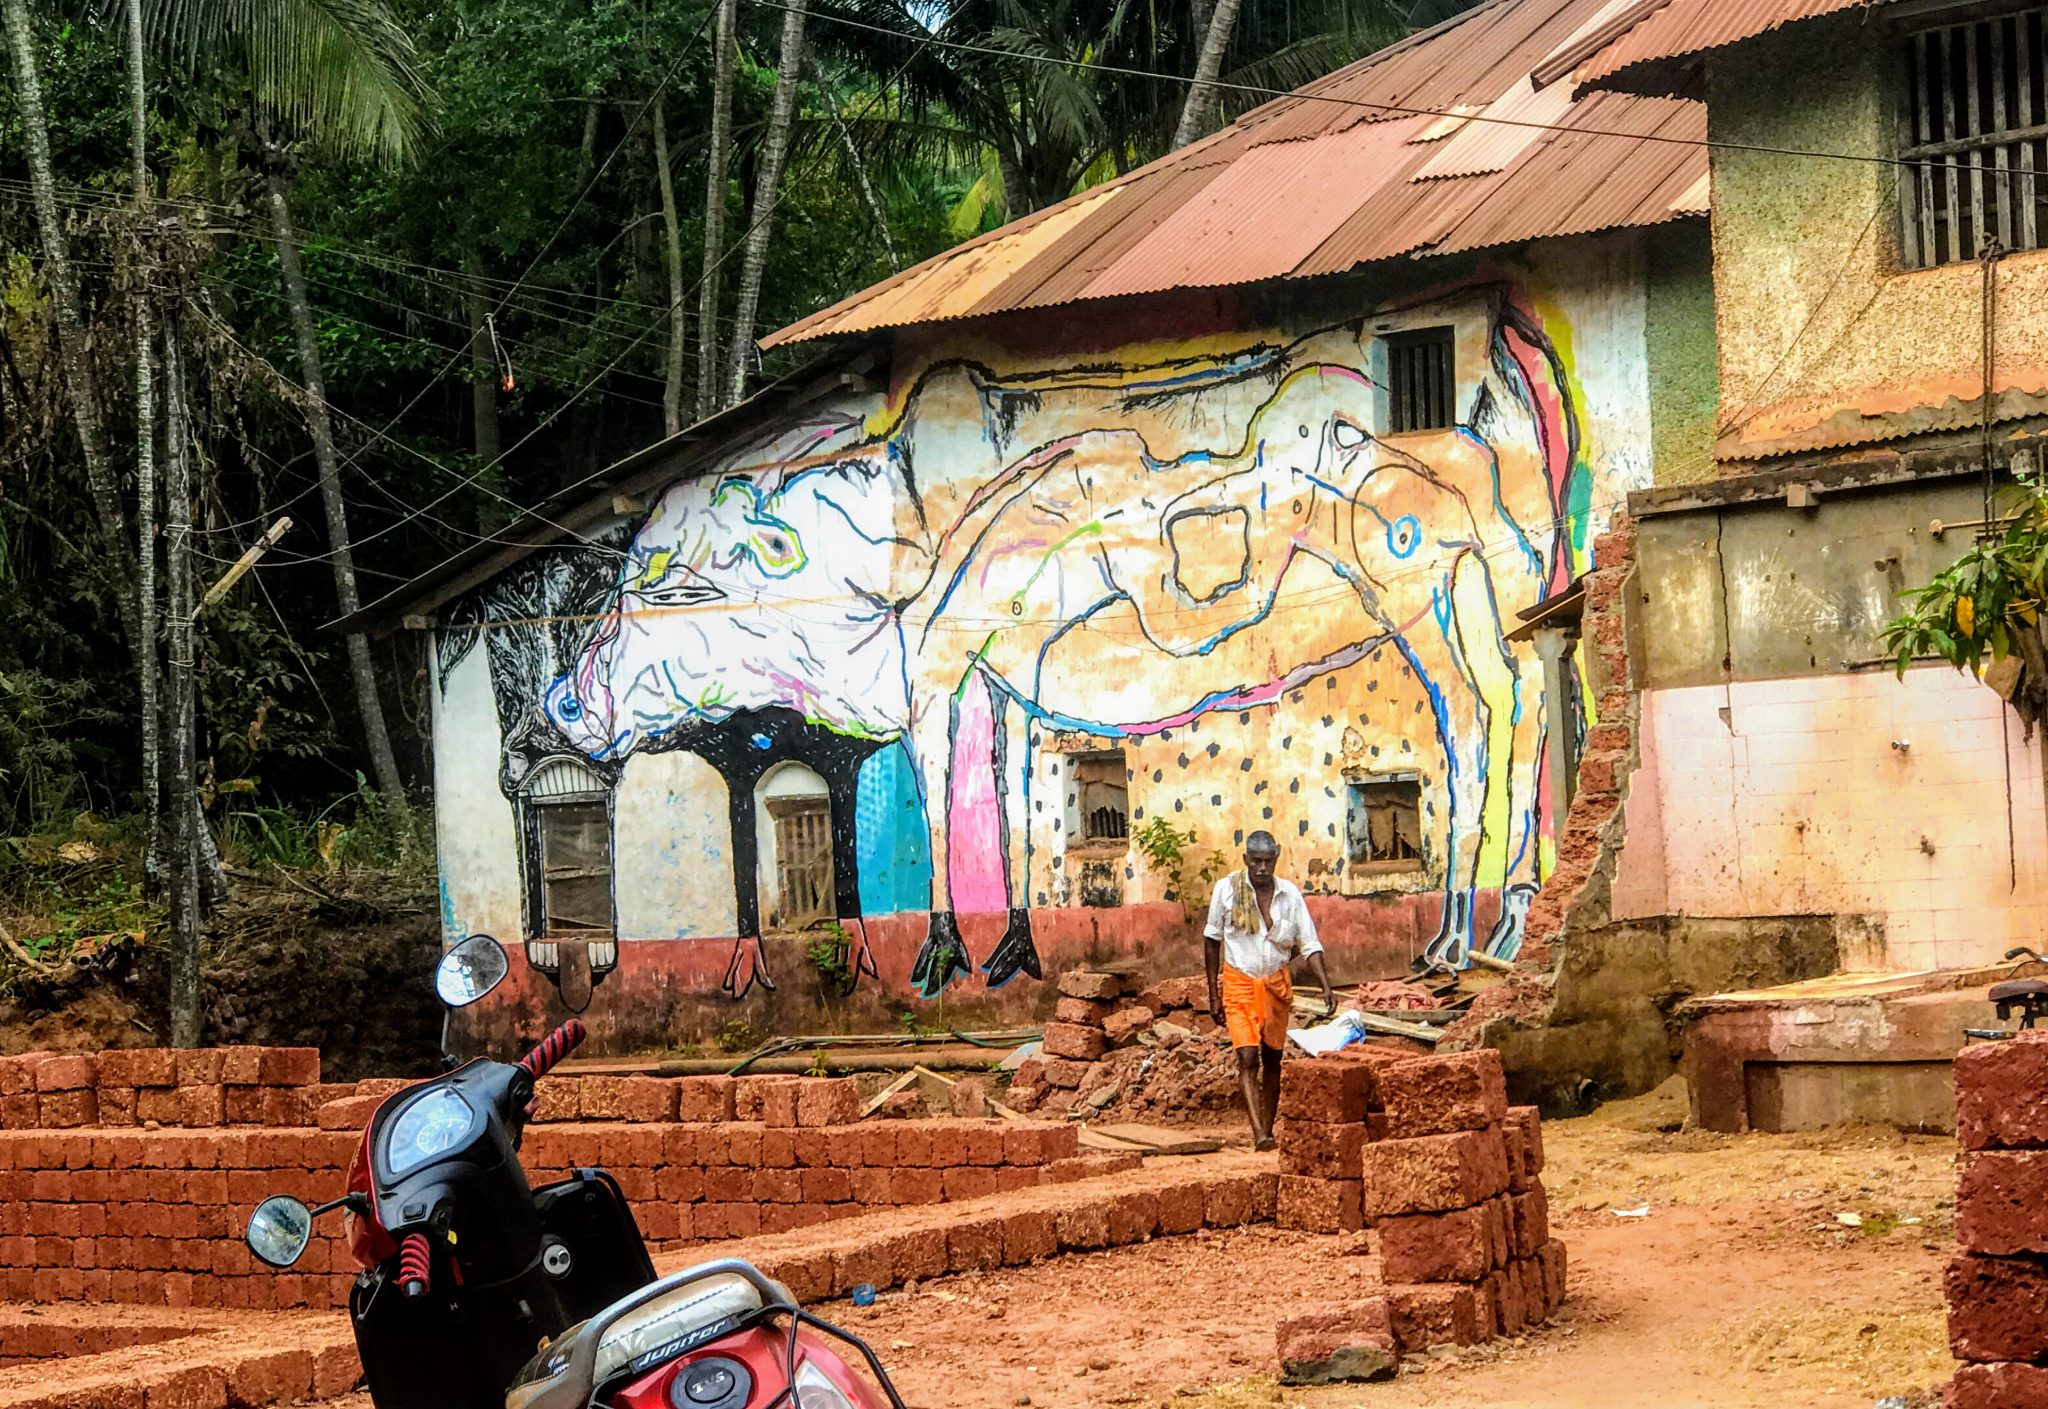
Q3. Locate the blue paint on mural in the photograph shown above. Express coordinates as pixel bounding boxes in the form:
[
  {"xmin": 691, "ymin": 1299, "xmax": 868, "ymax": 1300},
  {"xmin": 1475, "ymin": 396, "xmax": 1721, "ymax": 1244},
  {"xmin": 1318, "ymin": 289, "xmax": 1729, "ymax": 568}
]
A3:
[{"xmin": 856, "ymin": 742, "xmax": 932, "ymax": 915}]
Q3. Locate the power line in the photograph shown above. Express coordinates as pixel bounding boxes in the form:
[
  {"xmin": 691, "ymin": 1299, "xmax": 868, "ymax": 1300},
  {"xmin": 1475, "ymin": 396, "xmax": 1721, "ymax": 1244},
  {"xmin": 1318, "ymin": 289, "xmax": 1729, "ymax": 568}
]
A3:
[{"xmin": 758, "ymin": 0, "xmax": 2048, "ymax": 186}]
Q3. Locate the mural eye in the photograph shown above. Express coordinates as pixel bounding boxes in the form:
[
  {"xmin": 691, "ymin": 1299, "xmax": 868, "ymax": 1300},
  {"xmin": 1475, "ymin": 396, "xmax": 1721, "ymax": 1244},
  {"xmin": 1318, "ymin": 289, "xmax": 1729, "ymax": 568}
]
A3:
[
  {"xmin": 1297, "ymin": 424, "xmax": 1310, "ymax": 438},
  {"xmin": 1332, "ymin": 419, "xmax": 1367, "ymax": 450},
  {"xmin": 558, "ymin": 696, "xmax": 582, "ymax": 721},
  {"xmin": 1387, "ymin": 514, "xmax": 1421, "ymax": 559}
]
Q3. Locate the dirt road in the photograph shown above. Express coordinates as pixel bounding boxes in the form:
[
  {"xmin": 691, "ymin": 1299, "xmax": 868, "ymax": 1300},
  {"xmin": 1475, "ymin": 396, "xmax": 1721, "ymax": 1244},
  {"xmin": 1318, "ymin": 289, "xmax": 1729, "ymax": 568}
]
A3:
[
  {"xmin": 304, "ymin": 1084, "xmax": 1967, "ymax": 1409},
  {"xmin": 827, "ymin": 1085, "xmax": 1958, "ymax": 1409}
]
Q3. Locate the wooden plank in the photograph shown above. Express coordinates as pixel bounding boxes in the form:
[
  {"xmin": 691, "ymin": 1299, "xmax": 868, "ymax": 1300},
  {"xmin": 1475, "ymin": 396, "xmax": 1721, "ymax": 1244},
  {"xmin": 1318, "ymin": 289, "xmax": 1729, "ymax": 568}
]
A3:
[
  {"xmin": 1991, "ymin": 14, "xmax": 2013, "ymax": 250},
  {"xmin": 1916, "ymin": 30, "xmax": 1938, "ymax": 265},
  {"xmin": 1086, "ymin": 1123, "xmax": 1224, "ymax": 1156},
  {"xmin": 860, "ymin": 1069, "xmax": 920, "ymax": 1119},
  {"xmin": 1945, "ymin": 25, "xmax": 1967, "ymax": 261},
  {"xmin": 2020, "ymin": 13, "xmax": 2040, "ymax": 250},
  {"xmin": 1360, "ymin": 1013, "xmax": 1444, "ymax": 1045},
  {"xmin": 1967, "ymin": 19, "xmax": 1987, "ymax": 258}
]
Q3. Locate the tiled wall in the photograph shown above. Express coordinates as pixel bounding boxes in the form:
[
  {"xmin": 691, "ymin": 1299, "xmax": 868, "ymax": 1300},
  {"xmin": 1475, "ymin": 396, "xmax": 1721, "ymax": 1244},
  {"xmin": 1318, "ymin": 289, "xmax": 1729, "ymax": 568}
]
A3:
[{"xmin": 1612, "ymin": 666, "xmax": 2048, "ymax": 971}]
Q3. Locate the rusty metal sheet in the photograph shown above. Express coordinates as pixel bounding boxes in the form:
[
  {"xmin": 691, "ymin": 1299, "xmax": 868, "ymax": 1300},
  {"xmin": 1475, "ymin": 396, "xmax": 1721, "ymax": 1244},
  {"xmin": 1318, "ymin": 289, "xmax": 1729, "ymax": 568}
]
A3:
[
  {"xmin": 763, "ymin": 0, "xmax": 1715, "ymax": 349},
  {"xmin": 1578, "ymin": 0, "xmax": 1891, "ymax": 89}
]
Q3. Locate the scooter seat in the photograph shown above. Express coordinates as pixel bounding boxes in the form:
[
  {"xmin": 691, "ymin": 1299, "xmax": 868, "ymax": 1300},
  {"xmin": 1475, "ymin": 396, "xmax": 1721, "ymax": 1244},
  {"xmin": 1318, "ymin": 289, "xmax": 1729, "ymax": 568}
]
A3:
[{"xmin": 1989, "ymin": 978, "xmax": 2048, "ymax": 1003}]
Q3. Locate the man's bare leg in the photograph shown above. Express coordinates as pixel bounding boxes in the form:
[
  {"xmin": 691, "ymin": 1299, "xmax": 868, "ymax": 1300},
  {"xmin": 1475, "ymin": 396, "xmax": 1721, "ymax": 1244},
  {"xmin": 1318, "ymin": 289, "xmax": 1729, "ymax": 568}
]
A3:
[
  {"xmin": 1235, "ymin": 1046, "xmax": 1274, "ymax": 1147},
  {"xmin": 1260, "ymin": 1044, "xmax": 1284, "ymax": 1140}
]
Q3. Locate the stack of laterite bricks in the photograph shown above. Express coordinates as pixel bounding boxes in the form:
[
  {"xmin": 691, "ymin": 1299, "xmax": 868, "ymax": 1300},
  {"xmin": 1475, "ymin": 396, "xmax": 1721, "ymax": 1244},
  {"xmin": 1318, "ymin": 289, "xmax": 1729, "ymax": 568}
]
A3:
[
  {"xmin": 1014, "ymin": 970, "xmax": 1128, "ymax": 1105},
  {"xmin": 1945, "ymin": 1034, "xmax": 2048, "ymax": 1407},
  {"xmin": 0, "ymin": 1047, "xmax": 325, "ymax": 1130},
  {"xmin": 1271, "ymin": 1048, "xmax": 1564, "ymax": 1382}
]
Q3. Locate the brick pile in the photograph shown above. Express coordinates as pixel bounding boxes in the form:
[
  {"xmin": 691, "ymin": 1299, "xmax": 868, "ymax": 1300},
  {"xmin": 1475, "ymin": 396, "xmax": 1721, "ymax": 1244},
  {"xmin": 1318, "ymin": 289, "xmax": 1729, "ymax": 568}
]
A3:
[
  {"xmin": 1945, "ymin": 1034, "xmax": 2048, "ymax": 1407},
  {"xmin": 1270, "ymin": 1048, "xmax": 1565, "ymax": 1381},
  {"xmin": 0, "ymin": 1049, "xmax": 327, "ymax": 1131},
  {"xmin": 0, "ymin": 1306, "xmax": 362, "ymax": 1409},
  {"xmin": 0, "ymin": 1089, "xmax": 1098, "ymax": 1311},
  {"xmin": 1010, "ymin": 969, "xmax": 1233, "ymax": 1118}
]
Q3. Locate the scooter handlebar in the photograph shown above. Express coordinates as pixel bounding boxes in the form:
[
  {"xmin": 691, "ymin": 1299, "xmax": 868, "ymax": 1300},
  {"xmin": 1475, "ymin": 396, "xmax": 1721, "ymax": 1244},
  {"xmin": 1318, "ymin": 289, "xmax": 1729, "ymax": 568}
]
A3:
[{"xmin": 516, "ymin": 1019, "xmax": 587, "ymax": 1082}]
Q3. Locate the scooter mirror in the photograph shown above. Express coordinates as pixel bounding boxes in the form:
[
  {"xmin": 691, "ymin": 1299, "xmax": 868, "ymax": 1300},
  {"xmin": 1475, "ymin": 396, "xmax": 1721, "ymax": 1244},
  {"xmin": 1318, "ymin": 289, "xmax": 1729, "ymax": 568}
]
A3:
[
  {"xmin": 436, "ymin": 935, "xmax": 509, "ymax": 1008},
  {"xmin": 246, "ymin": 1194, "xmax": 314, "ymax": 1268}
]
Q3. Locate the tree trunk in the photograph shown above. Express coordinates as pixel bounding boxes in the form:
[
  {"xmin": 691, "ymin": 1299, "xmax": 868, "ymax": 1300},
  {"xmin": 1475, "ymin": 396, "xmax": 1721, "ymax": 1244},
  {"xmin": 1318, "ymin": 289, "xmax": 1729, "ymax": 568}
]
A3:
[
  {"xmin": 125, "ymin": 0, "xmax": 162, "ymax": 889},
  {"xmin": 822, "ymin": 72, "xmax": 900, "ymax": 273},
  {"xmin": 2, "ymin": 0, "xmax": 139, "ymax": 647},
  {"xmin": 1173, "ymin": 0, "xmax": 1243, "ymax": 149},
  {"xmin": 724, "ymin": 0, "xmax": 808, "ymax": 407},
  {"xmin": 261, "ymin": 154, "xmax": 406, "ymax": 801},
  {"xmin": 464, "ymin": 250, "xmax": 502, "ymax": 532},
  {"xmin": 651, "ymin": 92, "xmax": 688, "ymax": 436},
  {"xmin": 163, "ymin": 329, "xmax": 202, "ymax": 1050},
  {"xmin": 697, "ymin": 0, "xmax": 736, "ymax": 418},
  {"xmin": 996, "ymin": 145, "xmax": 1030, "ymax": 221}
]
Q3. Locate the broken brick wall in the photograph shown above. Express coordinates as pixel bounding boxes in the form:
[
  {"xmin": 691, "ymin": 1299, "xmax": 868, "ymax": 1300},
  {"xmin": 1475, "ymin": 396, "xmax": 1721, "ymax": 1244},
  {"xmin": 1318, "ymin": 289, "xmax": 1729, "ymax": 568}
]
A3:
[{"xmin": 1945, "ymin": 1033, "xmax": 2048, "ymax": 1407}]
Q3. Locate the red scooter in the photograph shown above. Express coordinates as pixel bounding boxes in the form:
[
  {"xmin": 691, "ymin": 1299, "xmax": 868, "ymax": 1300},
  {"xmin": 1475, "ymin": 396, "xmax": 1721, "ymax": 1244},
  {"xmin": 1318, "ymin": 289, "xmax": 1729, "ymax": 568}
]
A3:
[{"xmin": 245, "ymin": 935, "xmax": 905, "ymax": 1409}]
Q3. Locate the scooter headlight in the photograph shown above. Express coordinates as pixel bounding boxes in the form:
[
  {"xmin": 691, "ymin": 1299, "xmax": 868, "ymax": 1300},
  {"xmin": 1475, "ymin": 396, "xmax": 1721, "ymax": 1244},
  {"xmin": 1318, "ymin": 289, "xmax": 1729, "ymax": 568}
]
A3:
[
  {"xmin": 382, "ymin": 1087, "xmax": 479, "ymax": 1178},
  {"xmin": 791, "ymin": 1358, "xmax": 860, "ymax": 1409}
]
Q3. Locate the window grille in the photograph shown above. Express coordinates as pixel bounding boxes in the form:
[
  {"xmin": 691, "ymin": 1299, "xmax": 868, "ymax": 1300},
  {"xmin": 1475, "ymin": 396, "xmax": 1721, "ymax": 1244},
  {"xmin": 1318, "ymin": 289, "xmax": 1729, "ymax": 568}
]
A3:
[
  {"xmin": 1387, "ymin": 328, "xmax": 1456, "ymax": 434},
  {"xmin": 1346, "ymin": 775, "xmax": 1424, "ymax": 869},
  {"xmin": 520, "ymin": 757, "xmax": 617, "ymax": 975},
  {"xmin": 766, "ymin": 796, "xmax": 835, "ymax": 928},
  {"xmin": 1899, "ymin": 6, "xmax": 2048, "ymax": 268},
  {"xmin": 1073, "ymin": 753, "xmax": 1130, "ymax": 842}
]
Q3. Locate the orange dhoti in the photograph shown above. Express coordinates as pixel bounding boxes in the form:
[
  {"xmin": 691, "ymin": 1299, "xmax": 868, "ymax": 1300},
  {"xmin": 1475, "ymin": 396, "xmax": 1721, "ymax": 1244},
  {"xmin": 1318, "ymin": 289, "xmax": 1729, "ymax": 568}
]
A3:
[{"xmin": 1220, "ymin": 964, "xmax": 1293, "ymax": 1050}]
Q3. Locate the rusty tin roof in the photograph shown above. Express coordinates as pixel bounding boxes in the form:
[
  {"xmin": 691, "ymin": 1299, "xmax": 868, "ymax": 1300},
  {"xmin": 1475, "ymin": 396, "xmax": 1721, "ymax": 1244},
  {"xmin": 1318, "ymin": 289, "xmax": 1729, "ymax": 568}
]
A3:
[
  {"xmin": 764, "ymin": 0, "xmax": 1708, "ymax": 349},
  {"xmin": 1575, "ymin": 0, "xmax": 1891, "ymax": 93}
]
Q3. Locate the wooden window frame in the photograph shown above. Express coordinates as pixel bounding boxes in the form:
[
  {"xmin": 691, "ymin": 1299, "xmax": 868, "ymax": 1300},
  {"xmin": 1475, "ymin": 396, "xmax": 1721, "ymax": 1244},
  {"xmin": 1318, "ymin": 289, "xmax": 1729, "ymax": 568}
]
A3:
[
  {"xmin": 1897, "ymin": 3, "xmax": 2048, "ymax": 268},
  {"xmin": 1345, "ymin": 773, "xmax": 1426, "ymax": 875},
  {"xmin": 1069, "ymin": 750, "xmax": 1131, "ymax": 848},
  {"xmin": 1386, "ymin": 327, "xmax": 1457, "ymax": 435},
  {"xmin": 517, "ymin": 758, "xmax": 617, "ymax": 973},
  {"xmin": 764, "ymin": 793, "xmax": 835, "ymax": 931}
]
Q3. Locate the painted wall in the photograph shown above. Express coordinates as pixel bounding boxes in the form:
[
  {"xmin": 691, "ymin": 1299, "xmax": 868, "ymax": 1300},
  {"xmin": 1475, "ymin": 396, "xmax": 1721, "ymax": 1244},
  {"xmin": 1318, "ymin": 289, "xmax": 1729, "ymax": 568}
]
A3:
[
  {"xmin": 1706, "ymin": 12, "xmax": 2048, "ymax": 461},
  {"xmin": 432, "ymin": 252, "xmax": 1661, "ymax": 1024}
]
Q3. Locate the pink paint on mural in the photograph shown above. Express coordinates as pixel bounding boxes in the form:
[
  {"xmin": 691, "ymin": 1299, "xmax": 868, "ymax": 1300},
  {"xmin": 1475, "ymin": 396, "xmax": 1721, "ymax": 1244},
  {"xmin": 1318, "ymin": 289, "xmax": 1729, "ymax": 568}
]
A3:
[{"xmin": 946, "ymin": 674, "xmax": 1009, "ymax": 915}]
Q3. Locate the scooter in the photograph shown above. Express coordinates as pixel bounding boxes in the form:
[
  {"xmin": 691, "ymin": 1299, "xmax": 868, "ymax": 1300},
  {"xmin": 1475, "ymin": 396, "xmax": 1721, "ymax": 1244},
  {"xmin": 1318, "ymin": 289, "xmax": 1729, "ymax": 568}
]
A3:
[
  {"xmin": 244, "ymin": 934, "xmax": 908, "ymax": 1409},
  {"xmin": 1966, "ymin": 945, "xmax": 2048, "ymax": 1042}
]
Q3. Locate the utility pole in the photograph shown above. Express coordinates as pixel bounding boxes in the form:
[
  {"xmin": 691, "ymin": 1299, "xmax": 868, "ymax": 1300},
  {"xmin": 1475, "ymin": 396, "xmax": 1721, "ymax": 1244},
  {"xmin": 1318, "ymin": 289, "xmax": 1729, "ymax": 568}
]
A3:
[{"xmin": 163, "ymin": 327, "xmax": 201, "ymax": 1049}]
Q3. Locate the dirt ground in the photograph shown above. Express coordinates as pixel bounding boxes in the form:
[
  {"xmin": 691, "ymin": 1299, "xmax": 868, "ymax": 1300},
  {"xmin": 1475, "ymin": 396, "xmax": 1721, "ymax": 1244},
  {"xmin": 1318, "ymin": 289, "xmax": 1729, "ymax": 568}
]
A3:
[
  {"xmin": 188, "ymin": 1082, "xmax": 1971, "ymax": 1409},
  {"xmin": 821, "ymin": 1081, "xmax": 1959, "ymax": 1409}
]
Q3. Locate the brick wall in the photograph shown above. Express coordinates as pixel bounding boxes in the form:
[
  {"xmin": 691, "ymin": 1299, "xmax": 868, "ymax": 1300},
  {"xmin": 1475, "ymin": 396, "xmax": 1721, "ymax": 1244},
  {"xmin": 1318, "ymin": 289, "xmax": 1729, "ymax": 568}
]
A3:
[
  {"xmin": 0, "ymin": 1052, "xmax": 1088, "ymax": 1312},
  {"xmin": 1946, "ymin": 1034, "xmax": 2048, "ymax": 1407}
]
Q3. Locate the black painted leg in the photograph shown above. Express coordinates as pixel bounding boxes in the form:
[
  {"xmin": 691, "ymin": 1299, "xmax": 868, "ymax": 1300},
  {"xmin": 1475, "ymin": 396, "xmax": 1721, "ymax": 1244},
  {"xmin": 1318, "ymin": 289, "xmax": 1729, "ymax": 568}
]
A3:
[
  {"xmin": 909, "ymin": 911, "xmax": 972, "ymax": 999},
  {"xmin": 721, "ymin": 932, "xmax": 777, "ymax": 999},
  {"xmin": 981, "ymin": 906, "xmax": 1042, "ymax": 987}
]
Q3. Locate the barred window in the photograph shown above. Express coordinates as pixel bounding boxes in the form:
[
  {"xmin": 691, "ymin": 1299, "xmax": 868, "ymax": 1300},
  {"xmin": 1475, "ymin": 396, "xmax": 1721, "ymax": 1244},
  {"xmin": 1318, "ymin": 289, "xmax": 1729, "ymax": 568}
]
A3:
[
  {"xmin": 1346, "ymin": 775, "xmax": 1423, "ymax": 871},
  {"xmin": 1387, "ymin": 328, "xmax": 1456, "ymax": 434},
  {"xmin": 520, "ymin": 758, "xmax": 617, "ymax": 974},
  {"xmin": 1899, "ymin": 6, "xmax": 2048, "ymax": 268}
]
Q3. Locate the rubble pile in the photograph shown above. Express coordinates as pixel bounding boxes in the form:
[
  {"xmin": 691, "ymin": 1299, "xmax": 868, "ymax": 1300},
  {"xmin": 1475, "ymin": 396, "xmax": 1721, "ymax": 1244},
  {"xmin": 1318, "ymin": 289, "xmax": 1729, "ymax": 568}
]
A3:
[
  {"xmin": 1008, "ymin": 969, "xmax": 1240, "ymax": 1120},
  {"xmin": 1271, "ymin": 1047, "xmax": 1564, "ymax": 1382},
  {"xmin": 1945, "ymin": 1034, "xmax": 2048, "ymax": 1407}
]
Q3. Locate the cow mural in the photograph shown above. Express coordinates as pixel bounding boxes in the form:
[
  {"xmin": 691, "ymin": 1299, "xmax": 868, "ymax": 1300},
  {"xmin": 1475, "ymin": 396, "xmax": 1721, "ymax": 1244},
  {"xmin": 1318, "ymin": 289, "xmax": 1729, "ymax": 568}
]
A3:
[{"xmin": 452, "ymin": 284, "xmax": 1607, "ymax": 1000}]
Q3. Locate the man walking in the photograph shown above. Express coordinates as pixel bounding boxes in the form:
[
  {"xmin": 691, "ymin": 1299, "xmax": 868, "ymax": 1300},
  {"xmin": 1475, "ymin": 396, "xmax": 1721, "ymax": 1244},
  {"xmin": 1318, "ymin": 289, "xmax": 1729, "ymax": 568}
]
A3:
[{"xmin": 1204, "ymin": 831, "xmax": 1335, "ymax": 1149}]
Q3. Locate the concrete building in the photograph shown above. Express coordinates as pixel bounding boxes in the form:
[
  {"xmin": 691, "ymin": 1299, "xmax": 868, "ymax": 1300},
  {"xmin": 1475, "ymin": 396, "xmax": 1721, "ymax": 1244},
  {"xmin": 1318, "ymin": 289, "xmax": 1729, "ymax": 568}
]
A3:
[
  {"xmin": 1584, "ymin": 0, "xmax": 2048, "ymax": 977},
  {"xmin": 367, "ymin": 0, "xmax": 2048, "ymax": 1081},
  {"xmin": 360, "ymin": 0, "xmax": 1728, "ymax": 1051}
]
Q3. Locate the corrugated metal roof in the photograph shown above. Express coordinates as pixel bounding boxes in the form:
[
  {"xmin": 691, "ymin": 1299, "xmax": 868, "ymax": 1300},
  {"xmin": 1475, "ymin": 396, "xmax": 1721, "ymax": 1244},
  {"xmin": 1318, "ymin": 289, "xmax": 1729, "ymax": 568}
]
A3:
[
  {"xmin": 762, "ymin": 0, "xmax": 1710, "ymax": 349},
  {"xmin": 1575, "ymin": 0, "xmax": 1889, "ymax": 92}
]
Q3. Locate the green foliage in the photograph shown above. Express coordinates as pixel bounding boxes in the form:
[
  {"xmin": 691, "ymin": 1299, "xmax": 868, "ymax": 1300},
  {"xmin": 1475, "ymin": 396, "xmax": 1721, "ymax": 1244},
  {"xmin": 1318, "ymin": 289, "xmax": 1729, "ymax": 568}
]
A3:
[
  {"xmin": 1132, "ymin": 814, "xmax": 1225, "ymax": 921},
  {"xmin": 1882, "ymin": 475, "xmax": 2048, "ymax": 679},
  {"xmin": 803, "ymin": 919, "xmax": 853, "ymax": 990},
  {"xmin": 715, "ymin": 1017, "xmax": 757, "ymax": 1053}
]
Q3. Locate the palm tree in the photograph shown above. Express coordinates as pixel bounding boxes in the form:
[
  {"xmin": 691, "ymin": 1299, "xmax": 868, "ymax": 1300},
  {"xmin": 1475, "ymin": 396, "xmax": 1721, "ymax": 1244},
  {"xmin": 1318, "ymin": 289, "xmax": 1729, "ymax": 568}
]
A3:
[
  {"xmin": 724, "ymin": 0, "xmax": 810, "ymax": 406},
  {"xmin": 148, "ymin": 0, "xmax": 430, "ymax": 803},
  {"xmin": 0, "ymin": 0, "xmax": 140, "ymax": 645},
  {"xmin": 813, "ymin": 0, "xmax": 1416, "ymax": 222}
]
